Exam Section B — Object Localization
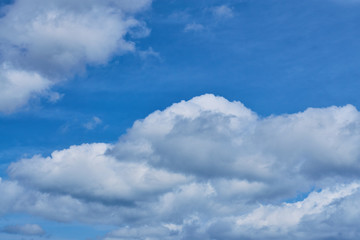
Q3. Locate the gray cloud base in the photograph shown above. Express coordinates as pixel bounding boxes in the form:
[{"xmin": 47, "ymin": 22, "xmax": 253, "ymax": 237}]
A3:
[
  {"xmin": 2, "ymin": 224, "xmax": 45, "ymax": 236},
  {"xmin": 3, "ymin": 94, "xmax": 360, "ymax": 239}
]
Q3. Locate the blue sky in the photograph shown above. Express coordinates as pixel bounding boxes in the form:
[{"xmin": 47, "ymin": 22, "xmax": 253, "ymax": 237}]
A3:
[{"xmin": 1, "ymin": 0, "xmax": 360, "ymax": 239}]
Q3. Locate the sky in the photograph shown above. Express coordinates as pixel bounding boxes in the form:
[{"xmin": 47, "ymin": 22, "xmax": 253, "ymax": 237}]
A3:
[{"xmin": 1, "ymin": 0, "xmax": 360, "ymax": 239}]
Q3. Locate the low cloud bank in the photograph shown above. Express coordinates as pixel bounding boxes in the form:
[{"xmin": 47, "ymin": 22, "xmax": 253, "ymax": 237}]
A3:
[{"xmin": 3, "ymin": 94, "xmax": 360, "ymax": 239}]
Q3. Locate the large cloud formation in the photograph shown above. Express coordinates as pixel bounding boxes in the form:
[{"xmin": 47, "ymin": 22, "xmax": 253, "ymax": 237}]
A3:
[
  {"xmin": 0, "ymin": 0, "xmax": 151, "ymax": 112},
  {"xmin": 3, "ymin": 94, "xmax": 360, "ymax": 239}
]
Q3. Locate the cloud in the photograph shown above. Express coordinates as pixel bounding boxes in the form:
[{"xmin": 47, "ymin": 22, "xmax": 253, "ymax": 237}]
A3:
[
  {"xmin": 104, "ymin": 225, "xmax": 175, "ymax": 240},
  {"xmin": 184, "ymin": 23, "xmax": 204, "ymax": 32},
  {"xmin": 3, "ymin": 94, "xmax": 360, "ymax": 239},
  {"xmin": 138, "ymin": 47, "xmax": 161, "ymax": 60},
  {"xmin": 0, "ymin": 0, "xmax": 151, "ymax": 113},
  {"xmin": 212, "ymin": 5, "xmax": 234, "ymax": 19},
  {"xmin": 0, "ymin": 178, "xmax": 24, "ymax": 215},
  {"xmin": 209, "ymin": 183, "xmax": 360, "ymax": 240},
  {"xmin": 236, "ymin": 183, "xmax": 360, "ymax": 229},
  {"xmin": 84, "ymin": 116, "xmax": 103, "ymax": 130},
  {"xmin": 2, "ymin": 224, "xmax": 45, "ymax": 236},
  {"xmin": 111, "ymin": 94, "xmax": 360, "ymax": 186},
  {"xmin": 0, "ymin": 64, "xmax": 52, "ymax": 113},
  {"xmin": 102, "ymin": 182, "xmax": 360, "ymax": 240},
  {"xmin": 8, "ymin": 143, "xmax": 189, "ymax": 204}
]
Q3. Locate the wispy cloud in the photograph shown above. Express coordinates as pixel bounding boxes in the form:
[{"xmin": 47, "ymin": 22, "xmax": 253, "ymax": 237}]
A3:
[
  {"xmin": 212, "ymin": 5, "xmax": 234, "ymax": 19},
  {"xmin": 184, "ymin": 23, "xmax": 204, "ymax": 32},
  {"xmin": 83, "ymin": 116, "xmax": 102, "ymax": 130}
]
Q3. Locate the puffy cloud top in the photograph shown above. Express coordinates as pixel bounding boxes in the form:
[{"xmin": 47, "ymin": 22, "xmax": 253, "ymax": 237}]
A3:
[{"xmin": 9, "ymin": 143, "xmax": 188, "ymax": 203}]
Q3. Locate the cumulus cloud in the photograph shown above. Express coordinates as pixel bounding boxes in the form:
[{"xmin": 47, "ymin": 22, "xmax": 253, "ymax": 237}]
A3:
[
  {"xmin": 0, "ymin": 178, "xmax": 23, "ymax": 215},
  {"xmin": 0, "ymin": 0, "xmax": 151, "ymax": 112},
  {"xmin": 0, "ymin": 64, "xmax": 51, "ymax": 113},
  {"xmin": 3, "ymin": 94, "xmax": 360, "ymax": 239},
  {"xmin": 2, "ymin": 224, "xmax": 45, "ymax": 236},
  {"xmin": 8, "ymin": 143, "xmax": 189, "ymax": 204},
  {"xmin": 236, "ymin": 183, "xmax": 360, "ymax": 229}
]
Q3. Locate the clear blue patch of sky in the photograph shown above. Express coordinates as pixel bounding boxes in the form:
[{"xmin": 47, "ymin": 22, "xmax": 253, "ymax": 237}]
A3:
[{"xmin": 284, "ymin": 186, "xmax": 321, "ymax": 203}]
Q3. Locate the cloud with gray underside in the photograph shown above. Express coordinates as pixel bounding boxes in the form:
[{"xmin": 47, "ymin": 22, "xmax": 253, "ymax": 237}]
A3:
[{"xmin": 2, "ymin": 94, "xmax": 360, "ymax": 239}]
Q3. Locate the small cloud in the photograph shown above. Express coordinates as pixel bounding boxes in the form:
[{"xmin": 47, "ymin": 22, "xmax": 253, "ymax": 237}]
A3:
[
  {"xmin": 46, "ymin": 91, "xmax": 64, "ymax": 103},
  {"xmin": 83, "ymin": 116, "xmax": 102, "ymax": 130},
  {"xmin": 129, "ymin": 21, "xmax": 151, "ymax": 39},
  {"xmin": 168, "ymin": 10, "xmax": 191, "ymax": 23},
  {"xmin": 2, "ymin": 224, "xmax": 45, "ymax": 236},
  {"xmin": 138, "ymin": 47, "xmax": 161, "ymax": 60},
  {"xmin": 184, "ymin": 23, "xmax": 204, "ymax": 32},
  {"xmin": 212, "ymin": 5, "xmax": 234, "ymax": 19}
]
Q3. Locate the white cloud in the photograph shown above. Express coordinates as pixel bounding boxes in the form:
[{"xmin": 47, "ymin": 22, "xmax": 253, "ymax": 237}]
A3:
[
  {"xmin": 236, "ymin": 183, "xmax": 360, "ymax": 230},
  {"xmin": 138, "ymin": 47, "xmax": 161, "ymax": 60},
  {"xmin": 212, "ymin": 5, "xmax": 234, "ymax": 19},
  {"xmin": 0, "ymin": 64, "xmax": 52, "ymax": 113},
  {"xmin": 8, "ymin": 143, "xmax": 189, "ymax": 203},
  {"xmin": 0, "ymin": 0, "xmax": 152, "ymax": 113},
  {"xmin": 109, "ymin": 94, "xmax": 360, "ymax": 197},
  {"xmin": 84, "ymin": 116, "xmax": 103, "ymax": 130},
  {"xmin": 3, "ymin": 94, "xmax": 360, "ymax": 239},
  {"xmin": 0, "ymin": 178, "xmax": 24, "ymax": 215},
  {"xmin": 184, "ymin": 23, "xmax": 204, "ymax": 32}
]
